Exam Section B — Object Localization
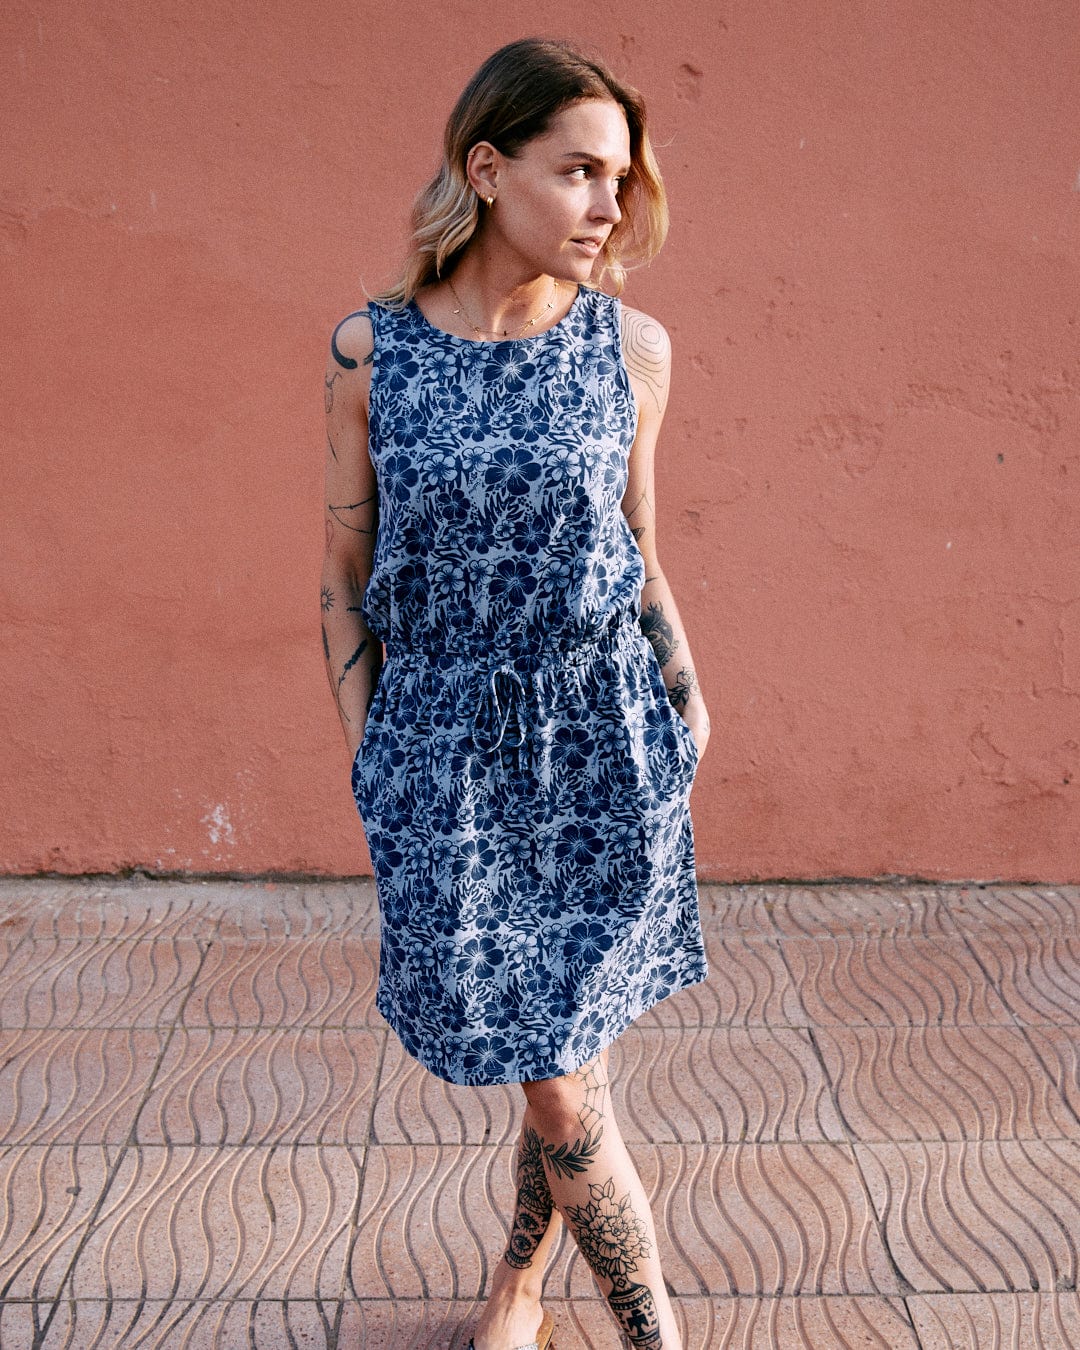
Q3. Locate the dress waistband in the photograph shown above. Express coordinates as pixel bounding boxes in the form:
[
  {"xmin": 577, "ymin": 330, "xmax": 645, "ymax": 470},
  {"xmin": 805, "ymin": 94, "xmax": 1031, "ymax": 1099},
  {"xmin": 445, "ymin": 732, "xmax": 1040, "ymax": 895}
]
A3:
[
  {"xmin": 384, "ymin": 609, "xmax": 639, "ymax": 673},
  {"xmin": 384, "ymin": 610, "xmax": 642, "ymax": 756}
]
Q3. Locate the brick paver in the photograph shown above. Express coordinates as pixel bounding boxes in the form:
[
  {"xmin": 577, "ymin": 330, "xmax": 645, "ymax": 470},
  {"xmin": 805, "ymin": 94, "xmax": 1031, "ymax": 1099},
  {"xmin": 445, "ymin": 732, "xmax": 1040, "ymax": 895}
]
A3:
[{"xmin": 0, "ymin": 878, "xmax": 1077, "ymax": 1348}]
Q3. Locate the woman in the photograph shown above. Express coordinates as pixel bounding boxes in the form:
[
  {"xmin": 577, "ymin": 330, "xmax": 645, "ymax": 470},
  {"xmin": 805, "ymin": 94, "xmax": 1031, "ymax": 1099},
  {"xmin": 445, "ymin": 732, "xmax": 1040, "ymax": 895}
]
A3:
[{"xmin": 321, "ymin": 38, "xmax": 710, "ymax": 1350}]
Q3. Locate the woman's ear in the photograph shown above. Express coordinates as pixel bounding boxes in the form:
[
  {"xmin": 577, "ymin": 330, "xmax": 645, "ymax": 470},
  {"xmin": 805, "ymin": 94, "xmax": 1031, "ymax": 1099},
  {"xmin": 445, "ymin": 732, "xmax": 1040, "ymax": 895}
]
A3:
[{"xmin": 465, "ymin": 142, "xmax": 499, "ymax": 202}]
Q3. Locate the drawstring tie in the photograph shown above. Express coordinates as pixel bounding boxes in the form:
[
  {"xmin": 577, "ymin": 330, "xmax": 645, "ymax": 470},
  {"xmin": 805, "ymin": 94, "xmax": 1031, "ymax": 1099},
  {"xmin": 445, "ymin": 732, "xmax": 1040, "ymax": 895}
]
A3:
[{"xmin": 473, "ymin": 666, "xmax": 527, "ymax": 754}]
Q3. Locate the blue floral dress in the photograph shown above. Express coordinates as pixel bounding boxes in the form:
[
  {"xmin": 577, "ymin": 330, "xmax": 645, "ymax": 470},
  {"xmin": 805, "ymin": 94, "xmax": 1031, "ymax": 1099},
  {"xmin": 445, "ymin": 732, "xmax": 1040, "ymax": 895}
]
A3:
[{"xmin": 351, "ymin": 286, "xmax": 706, "ymax": 1086}]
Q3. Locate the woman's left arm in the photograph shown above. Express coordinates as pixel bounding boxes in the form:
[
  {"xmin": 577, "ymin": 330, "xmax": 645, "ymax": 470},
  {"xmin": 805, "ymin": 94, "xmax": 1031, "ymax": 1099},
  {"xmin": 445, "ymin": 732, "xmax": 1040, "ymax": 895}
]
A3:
[{"xmin": 620, "ymin": 305, "xmax": 711, "ymax": 760}]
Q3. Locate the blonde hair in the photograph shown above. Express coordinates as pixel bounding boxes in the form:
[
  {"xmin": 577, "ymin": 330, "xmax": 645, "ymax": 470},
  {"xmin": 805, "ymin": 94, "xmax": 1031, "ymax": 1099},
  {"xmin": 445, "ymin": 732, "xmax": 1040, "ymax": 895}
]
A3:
[{"xmin": 373, "ymin": 38, "xmax": 668, "ymax": 306}]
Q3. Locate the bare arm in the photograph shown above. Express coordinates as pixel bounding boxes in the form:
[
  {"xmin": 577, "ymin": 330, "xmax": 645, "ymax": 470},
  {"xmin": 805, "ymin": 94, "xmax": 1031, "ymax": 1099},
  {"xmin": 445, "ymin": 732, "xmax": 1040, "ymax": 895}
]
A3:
[
  {"xmin": 321, "ymin": 310, "xmax": 382, "ymax": 761},
  {"xmin": 620, "ymin": 305, "xmax": 711, "ymax": 760}
]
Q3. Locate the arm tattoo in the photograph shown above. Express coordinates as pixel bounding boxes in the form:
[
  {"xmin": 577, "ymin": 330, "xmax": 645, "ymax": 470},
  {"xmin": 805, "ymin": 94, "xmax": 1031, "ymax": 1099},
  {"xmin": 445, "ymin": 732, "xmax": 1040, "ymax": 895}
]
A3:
[
  {"xmin": 326, "ymin": 432, "xmax": 338, "ymax": 462},
  {"xmin": 320, "ymin": 585, "xmax": 334, "ymax": 612},
  {"xmin": 322, "ymin": 626, "xmax": 350, "ymax": 724},
  {"xmin": 669, "ymin": 666, "xmax": 697, "ymax": 711},
  {"xmin": 324, "ymin": 370, "xmax": 339, "ymax": 413},
  {"xmin": 337, "ymin": 638, "xmax": 368, "ymax": 693},
  {"xmin": 329, "ymin": 496, "xmax": 376, "ymax": 535},
  {"xmin": 329, "ymin": 308, "xmax": 373, "ymax": 371},
  {"xmin": 623, "ymin": 488, "xmax": 652, "ymax": 543},
  {"xmin": 621, "ymin": 310, "xmax": 669, "ymax": 415},
  {"xmin": 640, "ymin": 602, "xmax": 679, "ymax": 667}
]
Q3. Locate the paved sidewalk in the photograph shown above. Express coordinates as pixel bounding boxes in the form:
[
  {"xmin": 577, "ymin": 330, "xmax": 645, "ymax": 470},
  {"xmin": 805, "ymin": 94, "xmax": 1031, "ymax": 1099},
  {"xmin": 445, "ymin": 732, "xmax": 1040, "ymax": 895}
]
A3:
[{"xmin": 0, "ymin": 878, "xmax": 1078, "ymax": 1348}]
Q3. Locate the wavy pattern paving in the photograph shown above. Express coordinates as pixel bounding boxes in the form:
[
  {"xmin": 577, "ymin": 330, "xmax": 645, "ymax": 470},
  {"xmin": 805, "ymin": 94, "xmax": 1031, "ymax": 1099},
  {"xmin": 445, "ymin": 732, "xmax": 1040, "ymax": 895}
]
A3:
[
  {"xmin": 0, "ymin": 934, "xmax": 201, "ymax": 1030},
  {"xmin": 69, "ymin": 1143, "xmax": 360, "ymax": 1305},
  {"xmin": 727, "ymin": 884, "xmax": 963, "ymax": 941},
  {"xmin": 612, "ymin": 1024, "xmax": 845, "ymax": 1144},
  {"xmin": 966, "ymin": 926, "xmax": 1080, "ymax": 1025},
  {"xmin": 784, "ymin": 933, "xmax": 1013, "ymax": 1026},
  {"xmin": 908, "ymin": 1291, "xmax": 1080, "ymax": 1347},
  {"xmin": 180, "ymin": 935, "xmax": 381, "ymax": 1028},
  {"xmin": 136, "ymin": 1026, "xmax": 382, "ymax": 1146},
  {"xmin": 636, "ymin": 932, "xmax": 806, "ymax": 1028},
  {"xmin": 0, "ymin": 878, "xmax": 1078, "ymax": 1346},
  {"xmin": 946, "ymin": 885, "xmax": 1080, "ymax": 937},
  {"xmin": 857, "ymin": 1140, "xmax": 1080, "ymax": 1293},
  {"xmin": 0, "ymin": 1026, "xmax": 163, "ymax": 1145},
  {"xmin": 818, "ymin": 1025, "xmax": 1080, "ymax": 1141}
]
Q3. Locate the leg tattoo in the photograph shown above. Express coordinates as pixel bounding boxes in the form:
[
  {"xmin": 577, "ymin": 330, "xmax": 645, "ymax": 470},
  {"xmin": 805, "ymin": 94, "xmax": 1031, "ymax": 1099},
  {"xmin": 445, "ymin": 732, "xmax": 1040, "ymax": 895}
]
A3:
[
  {"xmin": 504, "ymin": 1124, "xmax": 554, "ymax": 1270},
  {"xmin": 565, "ymin": 1178, "xmax": 661, "ymax": 1348},
  {"xmin": 530, "ymin": 1058, "xmax": 668, "ymax": 1348},
  {"xmin": 539, "ymin": 1056, "xmax": 607, "ymax": 1178}
]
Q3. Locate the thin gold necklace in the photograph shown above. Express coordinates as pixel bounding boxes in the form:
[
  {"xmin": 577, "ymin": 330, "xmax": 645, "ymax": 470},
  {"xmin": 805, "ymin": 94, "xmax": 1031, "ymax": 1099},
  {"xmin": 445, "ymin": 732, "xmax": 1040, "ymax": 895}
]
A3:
[{"xmin": 446, "ymin": 276, "xmax": 559, "ymax": 339}]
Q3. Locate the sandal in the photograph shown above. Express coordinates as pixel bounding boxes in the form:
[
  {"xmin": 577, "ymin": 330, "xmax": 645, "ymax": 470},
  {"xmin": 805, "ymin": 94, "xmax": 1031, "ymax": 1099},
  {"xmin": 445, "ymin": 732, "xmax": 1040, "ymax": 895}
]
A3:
[{"xmin": 469, "ymin": 1308, "xmax": 554, "ymax": 1350}]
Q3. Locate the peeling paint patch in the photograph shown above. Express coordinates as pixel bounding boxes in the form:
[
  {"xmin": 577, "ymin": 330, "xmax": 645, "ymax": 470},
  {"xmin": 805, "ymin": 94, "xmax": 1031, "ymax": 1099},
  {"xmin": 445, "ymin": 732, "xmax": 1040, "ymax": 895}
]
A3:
[
  {"xmin": 201, "ymin": 803, "xmax": 235, "ymax": 849},
  {"xmin": 675, "ymin": 63, "xmax": 703, "ymax": 102},
  {"xmin": 797, "ymin": 413, "xmax": 884, "ymax": 476},
  {"xmin": 968, "ymin": 726, "xmax": 1010, "ymax": 781}
]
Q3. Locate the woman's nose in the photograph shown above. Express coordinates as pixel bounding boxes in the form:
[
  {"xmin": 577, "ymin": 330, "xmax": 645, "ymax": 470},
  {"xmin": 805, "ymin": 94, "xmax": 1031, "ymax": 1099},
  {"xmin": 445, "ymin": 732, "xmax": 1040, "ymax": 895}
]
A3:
[{"xmin": 592, "ymin": 182, "xmax": 621, "ymax": 225}]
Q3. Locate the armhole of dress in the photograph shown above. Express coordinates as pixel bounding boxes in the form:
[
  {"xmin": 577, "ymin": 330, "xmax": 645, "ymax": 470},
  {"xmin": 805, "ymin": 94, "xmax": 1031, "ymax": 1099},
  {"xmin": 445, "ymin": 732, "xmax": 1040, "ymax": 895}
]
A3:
[
  {"xmin": 365, "ymin": 303, "xmax": 382, "ymax": 461},
  {"xmin": 610, "ymin": 295, "xmax": 641, "ymax": 442}
]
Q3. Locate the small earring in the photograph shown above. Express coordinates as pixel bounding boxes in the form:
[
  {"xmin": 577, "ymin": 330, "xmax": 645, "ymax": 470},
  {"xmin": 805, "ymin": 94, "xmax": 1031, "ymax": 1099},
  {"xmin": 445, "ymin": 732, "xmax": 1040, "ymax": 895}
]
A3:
[{"xmin": 485, "ymin": 194, "xmax": 495, "ymax": 207}]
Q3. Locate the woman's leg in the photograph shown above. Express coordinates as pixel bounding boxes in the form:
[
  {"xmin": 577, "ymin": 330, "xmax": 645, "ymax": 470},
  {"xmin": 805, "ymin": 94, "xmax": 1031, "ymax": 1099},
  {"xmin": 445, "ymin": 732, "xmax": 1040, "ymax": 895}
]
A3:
[
  {"xmin": 473, "ymin": 1048, "xmax": 682, "ymax": 1350},
  {"xmin": 470, "ymin": 1120, "xmax": 564, "ymax": 1349},
  {"xmin": 526, "ymin": 1050, "xmax": 682, "ymax": 1349}
]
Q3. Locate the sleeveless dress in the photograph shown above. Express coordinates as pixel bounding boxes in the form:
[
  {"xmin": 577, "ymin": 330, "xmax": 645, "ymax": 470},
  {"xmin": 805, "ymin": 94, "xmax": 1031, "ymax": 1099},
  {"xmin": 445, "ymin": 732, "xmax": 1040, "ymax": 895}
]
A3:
[{"xmin": 351, "ymin": 286, "xmax": 706, "ymax": 1086}]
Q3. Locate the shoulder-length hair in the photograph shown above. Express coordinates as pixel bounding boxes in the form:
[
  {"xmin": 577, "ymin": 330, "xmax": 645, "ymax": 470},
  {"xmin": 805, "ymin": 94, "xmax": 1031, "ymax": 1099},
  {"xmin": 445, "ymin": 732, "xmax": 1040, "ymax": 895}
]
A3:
[{"xmin": 373, "ymin": 37, "xmax": 668, "ymax": 306}]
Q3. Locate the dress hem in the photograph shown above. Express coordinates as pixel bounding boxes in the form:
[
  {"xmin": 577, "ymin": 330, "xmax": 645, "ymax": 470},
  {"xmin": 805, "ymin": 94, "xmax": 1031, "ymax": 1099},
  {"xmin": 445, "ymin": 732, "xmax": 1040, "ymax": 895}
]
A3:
[{"xmin": 375, "ymin": 957, "xmax": 710, "ymax": 1088}]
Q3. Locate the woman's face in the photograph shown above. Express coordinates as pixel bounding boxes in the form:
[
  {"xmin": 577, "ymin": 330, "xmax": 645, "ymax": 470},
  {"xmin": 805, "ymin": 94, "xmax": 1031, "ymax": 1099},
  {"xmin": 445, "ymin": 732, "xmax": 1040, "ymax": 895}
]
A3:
[{"xmin": 483, "ymin": 98, "xmax": 632, "ymax": 284}]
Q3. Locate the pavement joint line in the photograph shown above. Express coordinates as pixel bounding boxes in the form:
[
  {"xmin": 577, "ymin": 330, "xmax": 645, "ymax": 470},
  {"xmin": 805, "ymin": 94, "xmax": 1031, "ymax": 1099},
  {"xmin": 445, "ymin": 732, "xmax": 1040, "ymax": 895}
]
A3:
[{"xmin": 31, "ymin": 936, "xmax": 214, "ymax": 1349}]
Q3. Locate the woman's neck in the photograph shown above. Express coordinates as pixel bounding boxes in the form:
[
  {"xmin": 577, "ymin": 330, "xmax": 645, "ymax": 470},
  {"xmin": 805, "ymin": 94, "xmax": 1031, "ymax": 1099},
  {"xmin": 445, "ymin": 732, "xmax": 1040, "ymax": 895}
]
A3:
[{"xmin": 447, "ymin": 257, "xmax": 559, "ymax": 336}]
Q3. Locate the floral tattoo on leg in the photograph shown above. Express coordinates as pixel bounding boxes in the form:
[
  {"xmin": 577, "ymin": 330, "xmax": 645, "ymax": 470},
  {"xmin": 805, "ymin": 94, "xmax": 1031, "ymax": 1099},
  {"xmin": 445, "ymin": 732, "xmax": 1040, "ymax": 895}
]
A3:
[{"xmin": 565, "ymin": 1178, "xmax": 662, "ymax": 1347}]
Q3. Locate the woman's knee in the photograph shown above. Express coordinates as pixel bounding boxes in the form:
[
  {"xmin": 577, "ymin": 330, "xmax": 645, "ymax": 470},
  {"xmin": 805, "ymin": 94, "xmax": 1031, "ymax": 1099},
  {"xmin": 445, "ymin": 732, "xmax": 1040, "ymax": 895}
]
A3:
[
  {"xmin": 522, "ymin": 1074, "xmax": 590, "ymax": 1138},
  {"xmin": 521, "ymin": 1050, "xmax": 614, "ymax": 1134}
]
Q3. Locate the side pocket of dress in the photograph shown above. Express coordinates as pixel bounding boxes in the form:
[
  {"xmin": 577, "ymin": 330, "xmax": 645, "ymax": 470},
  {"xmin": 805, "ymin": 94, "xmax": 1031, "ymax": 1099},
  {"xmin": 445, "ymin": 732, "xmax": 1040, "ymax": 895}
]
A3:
[
  {"xmin": 350, "ymin": 668, "xmax": 391, "ymax": 819},
  {"xmin": 671, "ymin": 703, "xmax": 700, "ymax": 783},
  {"xmin": 350, "ymin": 736, "xmax": 368, "ymax": 815}
]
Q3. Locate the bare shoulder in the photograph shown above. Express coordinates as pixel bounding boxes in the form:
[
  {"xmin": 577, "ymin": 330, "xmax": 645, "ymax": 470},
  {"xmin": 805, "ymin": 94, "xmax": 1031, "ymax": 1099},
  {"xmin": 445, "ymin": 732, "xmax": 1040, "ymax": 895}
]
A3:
[
  {"xmin": 325, "ymin": 308, "xmax": 376, "ymax": 425},
  {"xmin": 328, "ymin": 307, "xmax": 375, "ymax": 373},
  {"xmin": 619, "ymin": 304, "xmax": 671, "ymax": 417}
]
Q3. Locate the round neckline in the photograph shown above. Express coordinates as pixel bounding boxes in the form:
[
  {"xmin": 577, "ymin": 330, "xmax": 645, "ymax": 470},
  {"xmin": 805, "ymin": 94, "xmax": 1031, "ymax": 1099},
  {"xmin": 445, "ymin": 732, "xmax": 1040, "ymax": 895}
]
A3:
[{"xmin": 408, "ymin": 284, "xmax": 585, "ymax": 348}]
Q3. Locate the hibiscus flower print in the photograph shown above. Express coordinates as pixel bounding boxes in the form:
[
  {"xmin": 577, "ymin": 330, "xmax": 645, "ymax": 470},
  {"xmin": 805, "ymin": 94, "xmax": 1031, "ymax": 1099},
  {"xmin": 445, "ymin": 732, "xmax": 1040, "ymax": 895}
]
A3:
[
  {"xmin": 490, "ymin": 557, "xmax": 538, "ymax": 608},
  {"xmin": 564, "ymin": 919, "xmax": 615, "ymax": 966},
  {"xmin": 379, "ymin": 345, "xmax": 420, "ymax": 392},
  {"xmin": 485, "ymin": 444, "xmax": 543, "ymax": 495},
  {"xmin": 481, "ymin": 345, "xmax": 536, "ymax": 391},
  {"xmin": 454, "ymin": 936, "xmax": 504, "ymax": 983}
]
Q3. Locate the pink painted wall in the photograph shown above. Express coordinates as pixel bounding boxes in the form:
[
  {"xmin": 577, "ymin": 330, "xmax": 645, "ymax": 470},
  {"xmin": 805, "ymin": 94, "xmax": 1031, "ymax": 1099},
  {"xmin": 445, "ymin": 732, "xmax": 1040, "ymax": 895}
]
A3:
[{"xmin": 2, "ymin": 1, "xmax": 1078, "ymax": 880}]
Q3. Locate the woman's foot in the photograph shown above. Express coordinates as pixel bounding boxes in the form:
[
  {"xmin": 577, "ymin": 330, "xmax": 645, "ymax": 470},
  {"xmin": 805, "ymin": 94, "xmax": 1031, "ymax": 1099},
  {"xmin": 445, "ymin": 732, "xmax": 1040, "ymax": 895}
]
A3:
[{"xmin": 470, "ymin": 1292, "xmax": 550, "ymax": 1350}]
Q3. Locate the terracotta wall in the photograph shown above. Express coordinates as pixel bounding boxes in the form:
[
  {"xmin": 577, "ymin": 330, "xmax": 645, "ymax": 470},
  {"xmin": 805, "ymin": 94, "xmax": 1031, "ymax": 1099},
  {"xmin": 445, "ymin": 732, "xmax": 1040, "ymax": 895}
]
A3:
[{"xmin": 3, "ymin": 0, "xmax": 1078, "ymax": 880}]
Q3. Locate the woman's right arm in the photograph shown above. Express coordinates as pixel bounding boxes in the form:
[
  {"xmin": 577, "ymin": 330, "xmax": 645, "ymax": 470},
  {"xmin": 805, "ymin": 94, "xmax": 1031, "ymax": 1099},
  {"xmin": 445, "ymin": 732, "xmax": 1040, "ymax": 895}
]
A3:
[{"xmin": 320, "ymin": 310, "xmax": 382, "ymax": 762}]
